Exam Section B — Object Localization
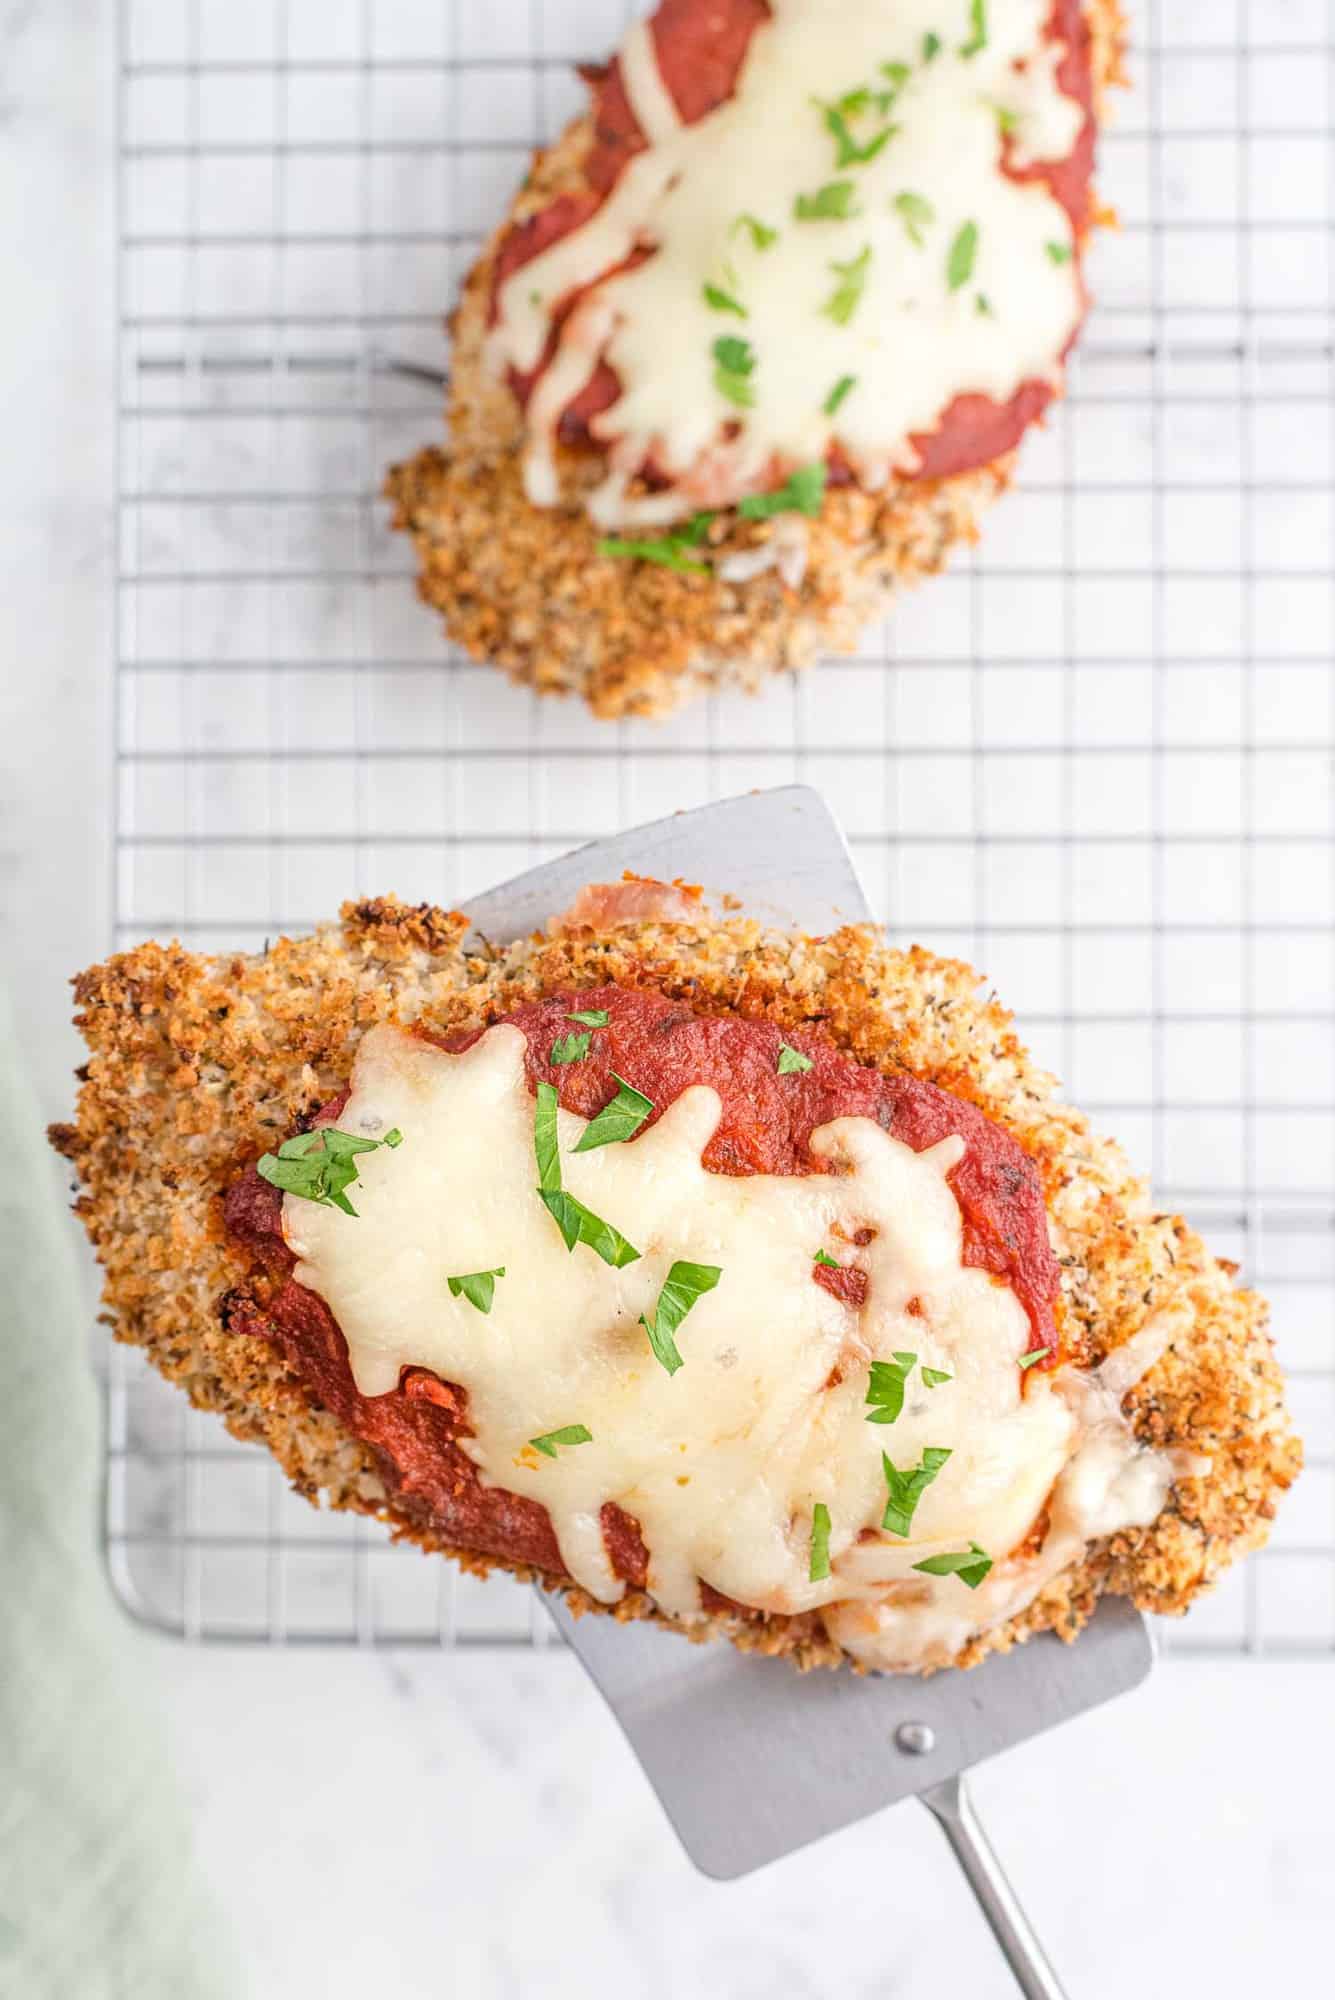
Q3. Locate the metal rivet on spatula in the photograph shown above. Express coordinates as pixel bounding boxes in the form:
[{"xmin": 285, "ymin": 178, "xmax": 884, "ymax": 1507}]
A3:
[{"xmin": 895, "ymin": 1721, "xmax": 936, "ymax": 1756}]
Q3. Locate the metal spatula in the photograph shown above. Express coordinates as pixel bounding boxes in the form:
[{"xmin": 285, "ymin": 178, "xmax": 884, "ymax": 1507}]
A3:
[{"xmin": 462, "ymin": 785, "xmax": 1154, "ymax": 1999}]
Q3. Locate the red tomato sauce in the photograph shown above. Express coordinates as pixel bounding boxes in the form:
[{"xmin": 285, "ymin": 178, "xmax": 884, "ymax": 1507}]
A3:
[
  {"xmin": 491, "ymin": 0, "xmax": 1095, "ymax": 486},
  {"xmin": 224, "ymin": 986, "xmax": 1059, "ymax": 1589}
]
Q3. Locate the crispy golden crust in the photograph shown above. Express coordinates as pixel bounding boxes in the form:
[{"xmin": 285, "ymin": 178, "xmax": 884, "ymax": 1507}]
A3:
[
  {"xmin": 54, "ymin": 892, "xmax": 1299, "ymax": 1671},
  {"xmin": 384, "ymin": 2, "xmax": 1128, "ymax": 719}
]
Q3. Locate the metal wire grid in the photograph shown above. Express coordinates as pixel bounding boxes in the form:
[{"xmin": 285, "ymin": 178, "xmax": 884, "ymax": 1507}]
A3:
[{"xmin": 108, "ymin": 0, "xmax": 1335, "ymax": 1654}]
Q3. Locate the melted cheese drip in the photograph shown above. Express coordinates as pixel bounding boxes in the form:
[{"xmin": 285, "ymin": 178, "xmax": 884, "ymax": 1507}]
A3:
[
  {"xmin": 490, "ymin": 0, "xmax": 1086, "ymax": 525},
  {"xmin": 286, "ymin": 1025, "xmax": 1188, "ymax": 1671},
  {"xmin": 620, "ymin": 18, "xmax": 683, "ymax": 144}
]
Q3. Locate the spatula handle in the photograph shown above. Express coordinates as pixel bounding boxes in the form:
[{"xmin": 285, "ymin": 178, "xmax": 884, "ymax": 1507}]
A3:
[{"xmin": 919, "ymin": 1775, "xmax": 1068, "ymax": 2000}]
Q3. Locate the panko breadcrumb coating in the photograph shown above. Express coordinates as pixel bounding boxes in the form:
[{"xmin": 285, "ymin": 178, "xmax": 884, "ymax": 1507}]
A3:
[
  {"xmin": 385, "ymin": 1, "xmax": 1128, "ymax": 719},
  {"xmin": 52, "ymin": 896, "xmax": 1299, "ymax": 1671}
]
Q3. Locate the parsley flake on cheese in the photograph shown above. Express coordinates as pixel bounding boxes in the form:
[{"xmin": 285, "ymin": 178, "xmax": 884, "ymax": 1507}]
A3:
[
  {"xmin": 540, "ymin": 1189, "xmax": 641, "ymax": 1269},
  {"xmin": 947, "ymin": 221, "xmax": 979, "ymax": 292},
  {"xmin": 639, "ymin": 1260, "xmax": 722, "ymax": 1375},
  {"xmin": 823, "ymin": 375, "xmax": 858, "ymax": 417},
  {"xmin": 534, "ymin": 1080, "xmax": 562, "ymax": 1193},
  {"xmin": 447, "ymin": 1268, "xmax": 505, "ymax": 1314},
  {"xmin": 573, "ymin": 1073, "xmax": 654, "ymax": 1153},
  {"xmin": 960, "ymin": 0, "xmax": 989, "ymax": 59},
  {"xmin": 530, "ymin": 1424, "xmax": 593, "ymax": 1458},
  {"xmin": 257, "ymin": 1125, "xmax": 403, "ymax": 1219},
  {"xmin": 732, "ymin": 212, "xmax": 778, "ymax": 251},
  {"xmin": 713, "ymin": 333, "xmax": 758, "ymax": 408},
  {"xmin": 893, "ymin": 189, "xmax": 935, "ymax": 246},
  {"xmin": 795, "ymin": 179, "xmax": 861, "ymax": 222},
  {"xmin": 823, "ymin": 243, "xmax": 873, "ymax": 324},
  {"xmin": 816, "ymin": 96, "xmax": 900, "ymax": 170},
  {"xmin": 533, "ymin": 1081, "xmax": 640, "ymax": 1267},
  {"xmin": 913, "ymin": 1541, "xmax": 993, "ymax": 1589},
  {"xmin": 881, "ymin": 1446, "xmax": 952, "ymax": 1537},
  {"xmin": 865, "ymin": 1351, "xmax": 918, "ymax": 1425},
  {"xmin": 809, "ymin": 1501, "xmax": 832, "ymax": 1581},
  {"xmin": 703, "ymin": 280, "xmax": 747, "ymax": 318}
]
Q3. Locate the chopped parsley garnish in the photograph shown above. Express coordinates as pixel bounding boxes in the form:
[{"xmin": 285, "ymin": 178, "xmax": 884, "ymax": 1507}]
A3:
[
  {"xmin": 447, "ymin": 1267, "xmax": 505, "ymax": 1314},
  {"xmin": 823, "ymin": 374, "xmax": 857, "ymax": 417},
  {"xmin": 795, "ymin": 180, "xmax": 861, "ymax": 223},
  {"xmin": 639, "ymin": 1260, "xmax": 722, "ymax": 1375},
  {"xmin": 566, "ymin": 1008, "xmax": 610, "ymax": 1028},
  {"xmin": 596, "ymin": 511, "xmax": 716, "ymax": 575},
  {"xmin": 713, "ymin": 333, "xmax": 758, "ymax": 409},
  {"xmin": 1046, "ymin": 240, "xmax": 1072, "ymax": 264},
  {"xmin": 990, "ymin": 101, "xmax": 1018, "ymax": 136},
  {"xmin": 865, "ymin": 1351, "xmax": 917, "ymax": 1425},
  {"xmin": 960, "ymin": 0, "xmax": 988, "ymax": 58},
  {"xmin": 947, "ymin": 220, "xmax": 979, "ymax": 292},
  {"xmin": 817, "ymin": 98, "xmax": 899, "ymax": 170},
  {"xmin": 531, "ymin": 1424, "xmax": 593, "ymax": 1458},
  {"xmin": 809, "ymin": 1501, "xmax": 832, "ymax": 1582},
  {"xmin": 732, "ymin": 212, "xmax": 778, "ymax": 251},
  {"xmin": 913, "ymin": 1542, "xmax": 993, "ymax": 1589},
  {"xmin": 1019, "ymin": 1346, "xmax": 1053, "ymax": 1370},
  {"xmin": 738, "ymin": 462, "xmax": 827, "ymax": 520},
  {"xmin": 573, "ymin": 1073, "xmax": 654, "ymax": 1153},
  {"xmin": 256, "ymin": 1124, "xmax": 403, "ymax": 1218},
  {"xmin": 823, "ymin": 244, "xmax": 872, "ymax": 325},
  {"xmin": 540, "ymin": 1189, "xmax": 641, "ymax": 1268},
  {"xmin": 533, "ymin": 1079, "xmax": 641, "ymax": 1267},
  {"xmin": 550, "ymin": 1031, "xmax": 591, "ymax": 1066},
  {"xmin": 923, "ymin": 31, "xmax": 942, "ymax": 61},
  {"xmin": 975, "ymin": 292, "xmax": 993, "ymax": 317},
  {"xmin": 703, "ymin": 280, "xmax": 747, "ymax": 318},
  {"xmin": 813, "ymin": 1249, "xmax": 839, "ymax": 1270},
  {"xmin": 881, "ymin": 1446, "xmax": 952, "ymax": 1537},
  {"xmin": 777, "ymin": 1040, "xmax": 815, "ymax": 1074},
  {"xmin": 921, "ymin": 1366, "xmax": 953, "ymax": 1388},
  {"xmin": 893, "ymin": 190, "xmax": 935, "ymax": 246},
  {"xmin": 880, "ymin": 61, "xmax": 911, "ymax": 95},
  {"xmin": 534, "ymin": 1080, "xmax": 562, "ymax": 1192}
]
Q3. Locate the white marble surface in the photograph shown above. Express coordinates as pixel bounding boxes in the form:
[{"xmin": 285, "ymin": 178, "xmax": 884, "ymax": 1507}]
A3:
[
  {"xmin": 156, "ymin": 1644, "xmax": 1335, "ymax": 2000},
  {"xmin": 3, "ymin": 6, "xmax": 1334, "ymax": 1997}
]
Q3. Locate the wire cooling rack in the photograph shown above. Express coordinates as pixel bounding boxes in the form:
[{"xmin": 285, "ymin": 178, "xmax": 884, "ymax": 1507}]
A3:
[{"xmin": 108, "ymin": 0, "xmax": 1335, "ymax": 1654}]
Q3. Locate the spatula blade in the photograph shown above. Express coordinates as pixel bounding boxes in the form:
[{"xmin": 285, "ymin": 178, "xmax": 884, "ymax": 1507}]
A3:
[
  {"xmin": 545, "ymin": 1593, "xmax": 1152, "ymax": 1879},
  {"xmin": 460, "ymin": 784, "xmax": 865, "ymax": 945},
  {"xmin": 461, "ymin": 784, "xmax": 1153, "ymax": 1880}
]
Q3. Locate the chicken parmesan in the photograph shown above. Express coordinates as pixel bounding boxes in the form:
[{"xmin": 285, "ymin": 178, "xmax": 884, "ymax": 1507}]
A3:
[
  {"xmin": 386, "ymin": 0, "xmax": 1126, "ymax": 717},
  {"xmin": 53, "ymin": 889, "xmax": 1299, "ymax": 1673}
]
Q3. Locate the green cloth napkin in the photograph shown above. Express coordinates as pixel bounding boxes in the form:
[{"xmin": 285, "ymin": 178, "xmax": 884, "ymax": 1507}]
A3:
[{"xmin": 0, "ymin": 996, "xmax": 236, "ymax": 2000}]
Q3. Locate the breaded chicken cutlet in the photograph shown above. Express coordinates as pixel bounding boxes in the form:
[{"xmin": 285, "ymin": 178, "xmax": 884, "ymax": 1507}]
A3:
[
  {"xmin": 52, "ymin": 888, "xmax": 1299, "ymax": 1674},
  {"xmin": 386, "ymin": 0, "xmax": 1127, "ymax": 717}
]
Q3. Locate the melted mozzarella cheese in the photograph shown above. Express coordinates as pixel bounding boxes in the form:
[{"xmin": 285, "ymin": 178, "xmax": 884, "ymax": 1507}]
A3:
[
  {"xmin": 490, "ymin": 0, "xmax": 1087, "ymax": 525},
  {"xmin": 620, "ymin": 18, "xmax": 684, "ymax": 144},
  {"xmin": 285, "ymin": 1025, "xmax": 1189, "ymax": 1671},
  {"xmin": 825, "ymin": 1310, "xmax": 1204, "ymax": 1669}
]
